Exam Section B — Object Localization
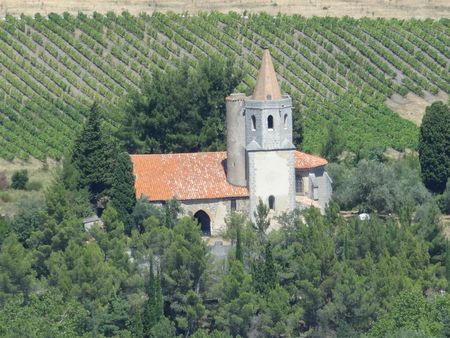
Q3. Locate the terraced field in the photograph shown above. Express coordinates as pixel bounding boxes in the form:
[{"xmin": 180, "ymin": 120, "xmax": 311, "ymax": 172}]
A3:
[{"xmin": 0, "ymin": 12, "xmax": 448, "ymax": 160}]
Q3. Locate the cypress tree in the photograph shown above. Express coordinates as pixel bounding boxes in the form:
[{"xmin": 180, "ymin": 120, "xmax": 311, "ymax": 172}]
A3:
[
  {"xmin": 264, "ymin": 242, "xmax": 277, "ymax": 291},
  {"xmin": 72, "ymin": 103, "xmax": 115, "ymax": 203},
  {"xmin": 143, "ymin": 260, "xmax": 164, "ymax": 336},
  {"xmin": 110, "ymin": 152, "xmax": 136, "ymax": 227},
  {"xmin": 133, "ymin": 309, "xmax": 144, "ymax": 338},
  {"xmin": 155, "ymin": 269, "xmax": 164, "ymax": 322},
  {"xmin": 235, "ymin": 226, "xmax": 243, "ymax": 263},
  {"xmin": 418, "ymin": 101, "xmax": 450, "ymax": 193},
  {"xmin": 144, "ymin": 260, "xmax": 156, "ymax": 335}
]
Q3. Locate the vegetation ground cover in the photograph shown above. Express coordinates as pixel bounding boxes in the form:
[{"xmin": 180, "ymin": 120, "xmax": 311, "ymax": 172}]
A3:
[{"xmin": 0, "ymin": 12, "xmax": 448, "ymax": 160}]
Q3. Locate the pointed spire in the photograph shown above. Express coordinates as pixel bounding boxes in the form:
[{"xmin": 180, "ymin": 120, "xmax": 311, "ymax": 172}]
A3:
[{"xmin": 252, "ymin": 49, "xmax": 282, "ymax": 101}]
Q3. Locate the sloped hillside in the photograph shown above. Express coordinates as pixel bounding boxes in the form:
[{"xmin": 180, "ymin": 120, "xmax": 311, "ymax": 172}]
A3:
[{"xmin": 0, "ymin": 12, "xmax": 448, "ymax": 160}]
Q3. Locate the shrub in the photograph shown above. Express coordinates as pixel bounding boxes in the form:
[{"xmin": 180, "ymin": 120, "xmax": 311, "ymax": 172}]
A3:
[
  {"xmin": 26, "ymin": 180, "xmax": 43, "ymax": 191},
  {"xmin": 0, "ymin": 171, "xmax": 8, "ymax": 191},
  {"xmin": 11, "ymin": 170, "xmax": 29, "ymax": 190},
  {"xmin": 0, "ymin": 191, "xmax": 12, "ymax": 203}
]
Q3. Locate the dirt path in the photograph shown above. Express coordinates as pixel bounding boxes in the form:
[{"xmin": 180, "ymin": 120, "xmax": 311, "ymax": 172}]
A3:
[{"xmin": 1, "ymin": 0, "xmax": 449, "ymax": 19}]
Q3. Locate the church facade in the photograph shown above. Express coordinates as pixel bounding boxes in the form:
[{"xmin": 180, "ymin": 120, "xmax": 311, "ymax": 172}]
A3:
[{"xmin": 131, "ymin": 50, "xmax": 332, "ymax": 236}]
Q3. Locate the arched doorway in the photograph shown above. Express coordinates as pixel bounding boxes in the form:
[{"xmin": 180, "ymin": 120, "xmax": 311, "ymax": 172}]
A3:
[{"xmin": 194, "ymin": 210, "xmax": 211, "ymax": 236}]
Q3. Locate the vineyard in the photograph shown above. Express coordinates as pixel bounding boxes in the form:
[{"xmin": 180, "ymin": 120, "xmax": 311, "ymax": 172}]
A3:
[{"xmin": 0, "ymin": 12, "xmax": 448, "ymax": 160}]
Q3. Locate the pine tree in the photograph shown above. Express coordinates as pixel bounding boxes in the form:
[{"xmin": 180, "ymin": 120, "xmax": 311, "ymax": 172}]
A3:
[{"xmin": 110, "ymin": 152, "xmax": 136, "ymax": 227}]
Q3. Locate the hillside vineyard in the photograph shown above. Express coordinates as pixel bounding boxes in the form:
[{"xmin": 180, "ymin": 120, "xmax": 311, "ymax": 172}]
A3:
[{"xmin": 0, "ymin": 12, "xmax": 448, "ymax": 160}]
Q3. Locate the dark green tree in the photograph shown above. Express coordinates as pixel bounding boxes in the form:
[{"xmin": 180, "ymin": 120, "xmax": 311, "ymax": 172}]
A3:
[
  {"xmin": 118, "ymin": 55, "xmax": 243, "ymax": 154},
  {"xmin": 72, "ymin": 103, "xmax": 115, "ymax": 203},
  {"xmin": 321, "ymin": 122, "xmax": 344, "ymax": 162},
  {"xmin": 0, "ymin": 234, "xmax": 36, "ymax": 305},
  {"xmin": 11, "ymin": 170, "xmax": 28, "ymax": 190},
  {"xmin": 110, "ymin": 152, "xmax": 136, "ymax": 227},
  {"xmin": 418, "ymin": 101, "xmax": 450, "ymax": 193},
  {"xmin": 235, "ymin": 225, "xmax": 243, "ymax": 263},
  {"xmin": 143, "ymin": 260, "xmax": 164, "ymax": 336},
  {"xmin": 253, "ymin": 198, "xmax": 270, "ymax": 238}
]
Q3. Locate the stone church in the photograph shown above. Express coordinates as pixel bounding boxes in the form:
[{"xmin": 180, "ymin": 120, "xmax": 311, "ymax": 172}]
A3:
[{"xmin": 131, "ymin": 50, "xmax": 332, "ymax": 236}]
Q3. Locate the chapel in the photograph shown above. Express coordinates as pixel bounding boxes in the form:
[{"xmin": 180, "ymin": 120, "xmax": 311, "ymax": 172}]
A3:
[{"xmin": 131, "ymin": 50, "xmax": 332, "ymax": 236}]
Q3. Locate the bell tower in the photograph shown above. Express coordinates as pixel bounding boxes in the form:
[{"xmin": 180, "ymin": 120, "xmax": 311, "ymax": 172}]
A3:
[{"xmin": 244, "ymin": 50, "xmax": 296, "ymax": 222}]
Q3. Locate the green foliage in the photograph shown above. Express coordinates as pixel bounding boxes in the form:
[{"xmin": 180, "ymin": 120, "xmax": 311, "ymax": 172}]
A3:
[
  {"xmin": 0, "ymin": 290, "xmax": 88, "ymax": 337},
  {"xmin": 118, "ymin": 55, "xmax": 242, "ymax": 154},
  {"xmin": 369, "ymin": 289, "xmax": 443, "ymax": 337},
  {"xmin": 0, "ymin": 234, "xmax": 35, "ymax": 305},
  {"xmin": 72, "ymin": 103, "xmax": 115, "ymax": 203},
  {"xmin": 419, "ymin": 102, "xmax": 450, "ymax": 193},
  {"xmin": 9, "ymin": 196, "xmax": 44, "ymax": 245},
  {"xmin": 253, "ymin": 198, "xmax": 270, "ymax": 237},
  {"xmin": 440, "ymin": 179, "xmax": 450, "ymax": 214},
  {"xmin": 110, "ymin": 151, "xmax": 136, "ymax": 227},
  {"xmin": 11, "ymin": 169, "xmax": 28, "ymax": 190},
  {"xmin": 328, "ymin": 156, "xmax": 432, "ymax": 214},
  {"xmin": 321, "ymin": 123, "xmax": 345, "ymax": 162},
  {"xmin": 215, "ymin": 260, "xmax": 258, "ymax": 336},
  {"xmin": 143, "ymin": 260, "xmax": 164, "ymax": 335},
  {"xmin": 25, "ymin": 180, "xmax": 43, "ymax": 191}
]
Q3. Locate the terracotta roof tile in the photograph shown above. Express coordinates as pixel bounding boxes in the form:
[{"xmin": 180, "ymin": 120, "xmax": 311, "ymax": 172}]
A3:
[
  {"xmin": 131, "ymin": 150, "xmax": 327, "ymax": 201},
  {"xmin": 131, "ymin": 152, "xmax": 248, "ymax": 201},
  {"xmin": 294, "ymin": 150, "xmax": 328, "ymax": 169}
]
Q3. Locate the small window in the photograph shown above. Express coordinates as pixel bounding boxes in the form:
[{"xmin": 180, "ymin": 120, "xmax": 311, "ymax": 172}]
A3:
[
  {"xmin": 251, "ymin": 115, "xmax": 256, "ymax": 131},
  {"xmin": 268, "ymin": 195, "xmax": 275, "ymax": 210},
  {"xmin": 231, "ymin": 199, "xmax": 236, "ymax": 212},
  {"xmin": 267, "ymin": 115, "xmax": 273, "ymax": 130},
  {"xmin": 295, "ymin": 175, "xmax": 304, "ymax": 195},
  {"xmin": 284, "ymin": 114, "xmax": 288, "ymax": 129}
]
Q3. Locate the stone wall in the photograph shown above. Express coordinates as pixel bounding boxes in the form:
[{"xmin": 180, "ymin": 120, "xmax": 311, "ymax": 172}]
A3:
[
  {"xmin": 181, "ymin": 197, "xmax": 249, "ymax": 236},
  {"xmin": 247, "ymin": 149, "xmax": 295, "ymax": 229}
]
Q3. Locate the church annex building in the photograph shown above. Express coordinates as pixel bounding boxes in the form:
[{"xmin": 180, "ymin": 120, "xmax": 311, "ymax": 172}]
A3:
[{"xmin": 131, "ymin": 50, "xmax": 332, "ymax": 236}]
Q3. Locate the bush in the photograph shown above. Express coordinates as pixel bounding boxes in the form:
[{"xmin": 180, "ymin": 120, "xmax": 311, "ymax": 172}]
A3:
[
  {"xmin": 26, "ymin": 180, "xmax": 43, "ymax": 191},
  {"xmin": 0, "ymin": 171, "xmax": 8, "ymax": 191},
  {"xmin": 0, "ymin": 191, "xmax": 12, "ymax": 203},
  {"xmin": 11, "ymin": 170, "xmax": 29, "ymax": 190}
]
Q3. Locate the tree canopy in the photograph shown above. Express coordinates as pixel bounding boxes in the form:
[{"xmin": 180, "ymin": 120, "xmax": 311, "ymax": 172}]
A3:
[
  {"xmin": 118, "ymin": 55, "xmax": 243, "ymax": 154},
  {"xmin": 418, "ymin": 101, "xmax": 450, "ymax": 193}
]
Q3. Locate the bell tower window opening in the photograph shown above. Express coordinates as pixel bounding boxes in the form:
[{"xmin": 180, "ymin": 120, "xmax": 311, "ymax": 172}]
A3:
[
  {"xmin": 268, "ymin": 195, "xmax": 275, "ymax": 210},
  {"xmin": 284, "ymin": 114, "xmax": 288, "ymax": 129},
  {"xmin": 267, "ymin": 115, "xmax": 274, "ymax": 130},
  {"xmin": 251, "ymin": 115, "xmax": 256, "ymax": 131}
]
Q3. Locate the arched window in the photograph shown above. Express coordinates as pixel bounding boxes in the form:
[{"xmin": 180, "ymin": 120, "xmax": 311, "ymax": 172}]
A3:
[
  {"xmin": 284, "ymin": 114, "xmax": 288, "ymax": 129},
  {"xmin": 251, "ymin": 115, "xmax": 256, "ymax": 131},
  {"xmin": 194, "ymin": 210, "xmax": 211, "ymax": 236},
  {"xmin": 267, "ymin": 115, "xmax": 274, "ymax": 130},
  {"xmin": 268, "ymin": 195, "xmax": 275, "ymax": 210}
]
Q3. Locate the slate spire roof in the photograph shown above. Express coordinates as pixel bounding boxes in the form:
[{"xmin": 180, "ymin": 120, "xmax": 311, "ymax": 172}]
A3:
[{"xmin": 252, "ymin": 49, "xmax": 282, "ymax": 101}]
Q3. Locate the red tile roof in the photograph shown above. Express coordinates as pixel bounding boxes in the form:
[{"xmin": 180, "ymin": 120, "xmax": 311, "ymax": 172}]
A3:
[
  {"xmin": 131, "ymin": 150, "xmax": 327, "ymax": 201},
  {"xmin": 294, "ymin": 151, "xmax": 328, "ymax": 169}
]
